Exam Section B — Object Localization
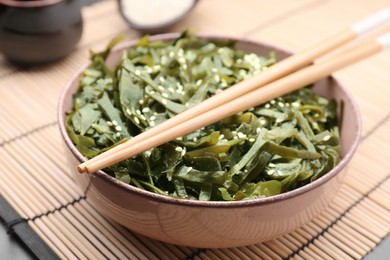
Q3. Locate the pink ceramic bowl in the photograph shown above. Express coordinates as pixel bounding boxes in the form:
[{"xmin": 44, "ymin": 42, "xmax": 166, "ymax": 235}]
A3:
[{"xmin": 58, "ymin": 33, "xmax": 361, "ymax": 248}]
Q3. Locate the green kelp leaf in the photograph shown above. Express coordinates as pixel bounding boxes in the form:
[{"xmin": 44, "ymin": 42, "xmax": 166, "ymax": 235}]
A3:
[
  {"xmin": 74, "ymin": 103, "xmax": 101, "ymax": 135},
  {"xmin": 263, "ymin": 142, "xmax": 321, "ymax": 160},
  {"xmin": 97, "ymin": 93, "xmax": 130, "ymax": 137},
  {"xmin": 174, "ymin": 166, "xmax": 229, "ymax": 185}
]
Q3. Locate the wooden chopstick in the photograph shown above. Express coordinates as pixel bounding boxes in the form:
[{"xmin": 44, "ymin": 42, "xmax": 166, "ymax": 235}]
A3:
[
  {"xmin": 78, "ymin": 9, "xmax": 390, "ymax": 174},
  {"xmin": 80, "ymin": 32, "xmax": 390, "ymax": 174}
]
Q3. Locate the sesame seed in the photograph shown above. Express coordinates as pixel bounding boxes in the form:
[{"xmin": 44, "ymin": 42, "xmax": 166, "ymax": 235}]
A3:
[
  {"xmin": 260, "ymin": 119, "xmax": 266, "ymax": 125},
  {"xmin": 125, "ymin": 108, "xmax": 132, "ymax": 115},
  {"xmin": 256, "ymin": 127, "xmax": 261, "ymax": 134},
  {"xmin": 278, "ymin": 102, "xmax": 285, "ymax": 108},
  {"xmin": 134, "ymin": 117, "xmax": 140, "ymax": 124},
  {"xmin": 116, "ymin": 132, "xmax": 121, "ymax": 137},
  {"xmin": 150, "ymin": 116, "xmax": 156, "ymax": 121},
  {"xmin": 193, "ymin": 137, "xmax": 198, "ymax": 142},
  {"xmin": 175, "ymin": 147, "xmax": 183, "ymax": 152},
  {"xmin": 218, "ymin": 134, "xmax": 225, "ymax": 140},
  {"xmin": 162, "ymin": 93, "xmax": 169, "ymax": 98},
  {"xmin": 135, "ymin": 70, "xmax": 141, "ymax": 76},
  {"xmin": 276, "ymin": 118, "xmax": 284, "ymax": 123},
  {"xmin": 182, "ymin": 64, "xmax": 188, "ymax": 70},
  {"xmin": 146, "ymin": 67, "xmax": 153, "ymax": 73},
  {"xmin": 162, "ymin": 99, "xmax": 167, "ymax": 105},
  {"xmin": 196, "ymin": 79, "xmax": 202, "ymax": 86},
  {"xmin": 168, "ymin": 87, "xmax": 175, "ymax": 93},
  {"xmin": 265, "ymin": 104, "xmax": 271, "ymax": 109},
  {"xmin": 249, "ymin": 138, "xmax": 255, "ymax": 142},
  {"xmin": 268, "ymin": 169, "xmax": 275, "ymax": 175},
  {"xmin": 277, "ymin": 170, "xmax": 283, "ymax": 175},
  {"xmin": 178, "ymin": 57, "xmax": 186, "ymax": 63},
  {"xmin": 115, "ymin": 126, "xmax": 122, "ymax": 131},
  {"xmin": 181, "ymin": 149, "xmax": 186, "ymax": 156},
  {"xmin": 233, "ymin": 136, "xmax": 238, "ymax": 140},
  {"xmin": 187, "ymin": 167, "xmax": 193, "ymax": 173},
  {"xmin": 107, "ymin": 121, "xmax": 113, "ymax": 126},
  {"xmin": 270, "ymin": 100, "xmax": 276, "ymax": 105},
  {"xmin": 239, "ymin": 141, "xmax": 245, "ymax": 145},
  {"xmin": 140, "ymin": 115, "xmax": 147, "ymax": 121},
  {"xmin": 323, "ymin": 135, "xmax": 331, "ymax": 141},
  {"xmin": 158, "ymin": 86, "xmax": 164, "ymax": 91},
  {"xmin": 142, "ymin": 107, "xmax": 150, "ymax": 113},
  {"xmin": 211, "ymin": 68, "xmax": 218, "ymax": 72},
  {"xmin": 269, "ymin": 163, "xmax": 276, "ymax": 167},
  {"xmin": 150, "ymin": 121, "xmax": 155, "ymax": 126},
  {"xmin": 112, "ymin": 120, "xmax": 118, "ymax": 126},
  {"xmin": 159, "ymin": 77, "xmax": 165, "ymax": 82},
  {"xmin": 136, "ymin": 109, "xmax": 141, "ymax": 115},
  {"xmin": 139, "ymin": 100, "xmax": 144, "ymax": 105},
  {"xmin": 169, "ymin": 51, "xmax": 175, "ymax": 58},
  {"xmin": 292, "ymin": 102, "xmax": 300, "ymax": 108}
]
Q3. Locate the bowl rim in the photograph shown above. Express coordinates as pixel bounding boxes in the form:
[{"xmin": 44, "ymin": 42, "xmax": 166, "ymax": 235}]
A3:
[{"xmin": 58, "ymin": 32, "xmax": 362, "ymax": 208}]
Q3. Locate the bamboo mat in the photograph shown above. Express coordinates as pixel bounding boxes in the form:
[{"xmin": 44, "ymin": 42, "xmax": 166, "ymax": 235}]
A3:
[{"xmin": 1, "ymin": 0, "xmax": 390, "ymax": 259}]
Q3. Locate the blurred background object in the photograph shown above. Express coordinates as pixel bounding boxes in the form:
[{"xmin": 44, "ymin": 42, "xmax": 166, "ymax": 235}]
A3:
[
  {"xmin": 118, "ymin": 0, "xmax": 198, "ymax": 34},
  {"xmin": 0, "ymin": 0, "xmax": 83, "ymax": 65}
]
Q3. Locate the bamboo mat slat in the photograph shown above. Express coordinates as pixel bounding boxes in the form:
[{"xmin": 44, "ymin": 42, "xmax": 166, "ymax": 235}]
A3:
[{"xmin": 1, "ymin": 0, "xmax": 390, "ymax": 259}]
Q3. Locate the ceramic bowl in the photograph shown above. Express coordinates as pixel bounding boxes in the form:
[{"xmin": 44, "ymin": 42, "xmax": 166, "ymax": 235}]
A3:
[
  {"xmin": 0, "ymin": 0, "xmax": 83, "ymax": 65},
  {"xmin": 58, "ymin": 33, "xmax": 361, "ymax": 248}
]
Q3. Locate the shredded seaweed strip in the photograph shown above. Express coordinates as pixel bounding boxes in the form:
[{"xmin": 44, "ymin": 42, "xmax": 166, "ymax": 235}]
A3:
[{"xmin": 66, "ymin": 32, "xmax": 341, "ymax": 201}]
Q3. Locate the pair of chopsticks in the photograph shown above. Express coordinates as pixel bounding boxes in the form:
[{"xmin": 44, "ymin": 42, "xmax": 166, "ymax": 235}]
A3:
[{"xmin": 78, "ymin": 8, "xmax": 390, "ymax": 174}]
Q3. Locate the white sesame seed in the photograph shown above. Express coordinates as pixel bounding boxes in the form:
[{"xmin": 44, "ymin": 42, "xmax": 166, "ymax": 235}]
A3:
[
  {"xmin": 181, "ymin": 149, "xmax": 186, "ymax": 156},
  {"xmin": 150, "ymin": 121, "xmax": 155, "ymax": 126},
  {"xmin": 134, "ymin": 117, "xmax": 140, "ymax": 124},
  {"xmin": 125, "ymin": 108, "xmax": 132, "ymax": 116},
  {"xmin": 116, "ymin": 132, "xmax": 121, "ymax": 137},
  {"xmin": 107, "ymin": 121, "xmax": 113, "ymax": 126},
  {"xmin": 158, "ymin": 86, "xmax": 164, "ymax": 91},
  {"xmin": 196, "ymin": 79, "xmax": 202, "ymax": 86},
  {"xmin": 214, "ymin": 75, "xmax": 220, "ymax": 83},
  {"xmin": 175, "ymin": 147, "xmax": 183, "ymax": 152},
  {"xmin": 292, "ymin": 102, "xmax": 300, "ymax": 108},
  {"xmin": 168, "ymin": 87, "xmax": 175, "ymax": 93},
  {"xmin": 149, "ymin": 90, "xmax": 155, "ymax": 95},
  {"xmin": 182, "ymin": 64, "xmax": 188, "ymax": 70},
  {"xmin": 270, "ymin": 100, "xmax": 276, "ymax": 105},
  {"xmin": 278, "ymin": 102, "xmax": 285, "ymax": 108},
  {"xmin": 140, "ymin": 115, "xmax": 147, "ymax": 121},
  {"xmin": 178, "ymin": 57, "xmax": 186, "ymax": 63},
  {"xmin": 142, "ymin": 107, "xmax": 150, "ymax": 113},
  {"xmin": 136, "ymin": 109, "xmax": 141, "ymax": 115},
  {"xmin": 115, "ymin": 126, "xmax": 122, "ymax": 131},
  {"xmin": 265, "ymin": 104, "xmax": 271, "ymax": 109},
  {"xmin": 139, "ymin": 100, "xmax": 144, "ymax": 105},
  {"xmin": 159, "ymin": 77, "xmax": 165, "ymax": 83},
  {"xmin": 169, "ymin": 51, "xmax": 175, "ymax": 58},
  {"xmin": 233, "ymin": 136, "xmax": 238, "ymax": 140},
  {"xmin": 135, "ymin": 70, "xmax": 141, "ymax": 76},
  {"xmin": 276, "ymin": 118, "xmax": 284, "ymax": 123},
  {"xmin": 162, "ymin": 99, "xmax": 167, "ymax": 105},
  {"xmin": 112, "ymin": 120, "xmax": 118, "ymax": 126},
  {"xmin": 150, "ymin": 116, "xmax": 156, "ymax": 121},
  {"xmin": 323, "ymin": 135, "xmax": 331, "ymax": 141},
  {"xmin": 218, "ymin": 134, "xmax": 225, "ymax": 140},
  {"xmin": 256, "ymin": 127, "xmax": 261, "ymax": 134},
  {"xmin": 268, "ymin": 169, "xmax": 275, "ymax": 175},
  {"xmin": 162, "ymin": 93, "xmax": 169, "ymax": 98},
  {"xmin": 187, "ymin": 167, "xmax": 193, "ymax": 173},
  {"xmin": 260, "ymin": 119, "xmax": 266, "ymax": 125},
  {"xmin": 249, "ymin": 138, "xmax": 255, "ymax": 142},
  {"xmin": 269, "ymin": 163, "xmax": 276, "ymax": 168},
  {"xmin": 193, "ymin": 137, "xmax": 198, "ymax": 142},
  {"xmin": 146, "ymin": 67, "xmax": 153, "ymax": 73},
  {"xmin": 211, "ymin": 68, "xmax": 218, "ymax": 72},
  {"xmin": 239, "ymin": 141, "xmax": 245, "ymax": 145}
]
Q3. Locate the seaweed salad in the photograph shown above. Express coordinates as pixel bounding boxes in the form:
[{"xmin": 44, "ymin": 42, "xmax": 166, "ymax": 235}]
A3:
[{"xmin": 66, "ymin": 32, "xmax": 341, "ymax": 201}]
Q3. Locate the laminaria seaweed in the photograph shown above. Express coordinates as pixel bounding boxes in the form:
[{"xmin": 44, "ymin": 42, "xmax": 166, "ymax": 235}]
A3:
[{"xmin": 66, "ymin": 32, "xmax": 341, "ymax": 201}]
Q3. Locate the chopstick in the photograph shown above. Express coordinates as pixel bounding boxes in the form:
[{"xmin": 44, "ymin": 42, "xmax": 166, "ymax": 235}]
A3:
[{"xmin": 78, "ymin": 9, "xmax": 390, "ymax": 174}]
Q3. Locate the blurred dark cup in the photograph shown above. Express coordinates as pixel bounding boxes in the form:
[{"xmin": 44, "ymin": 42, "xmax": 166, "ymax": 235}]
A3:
[{"xmin": 0, "ymin": 0, "xmax": 83, "ymax": 65}]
